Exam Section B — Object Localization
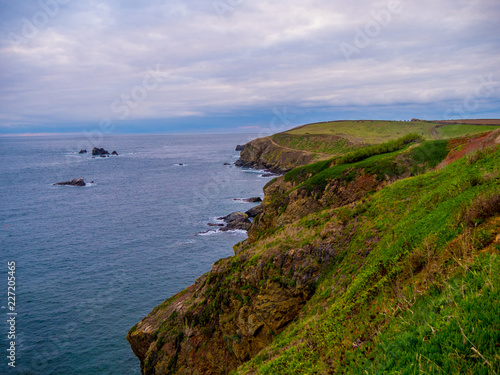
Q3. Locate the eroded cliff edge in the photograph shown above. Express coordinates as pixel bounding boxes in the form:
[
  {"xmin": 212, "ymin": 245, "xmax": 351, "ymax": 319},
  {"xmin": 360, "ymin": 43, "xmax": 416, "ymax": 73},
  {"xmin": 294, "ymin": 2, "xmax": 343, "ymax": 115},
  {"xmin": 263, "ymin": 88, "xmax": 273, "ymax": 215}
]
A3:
[
  {"xmin": 128, "ymin": 127, "xmax": 500, "ymax": 375},
  {"xmin": 234, "ymin": 136, "xmax": 323, "ymax": 173}
]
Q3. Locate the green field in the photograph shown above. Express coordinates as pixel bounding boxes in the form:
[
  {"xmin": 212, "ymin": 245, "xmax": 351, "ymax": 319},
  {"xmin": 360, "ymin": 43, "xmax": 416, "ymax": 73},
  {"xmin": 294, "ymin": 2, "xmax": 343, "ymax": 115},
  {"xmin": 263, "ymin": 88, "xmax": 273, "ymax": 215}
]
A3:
[
  {"xmin": 436, "ymin": 124, "xmax": 500, "ymax": 138},
  {"xmin": 286, "ymin": 120, "xmax": 436, "ymax": 142},
  {"xmin": 271, "ymin": 120, "xmax": 500, "ymax": 156}
]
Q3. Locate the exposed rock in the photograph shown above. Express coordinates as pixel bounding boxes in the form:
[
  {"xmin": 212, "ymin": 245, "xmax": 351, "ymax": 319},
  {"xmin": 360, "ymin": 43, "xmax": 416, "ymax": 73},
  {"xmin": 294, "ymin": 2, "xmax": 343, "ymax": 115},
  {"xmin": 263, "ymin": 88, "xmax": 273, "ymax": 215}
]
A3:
[
  {"xmin": 54, "ymin": 177, "xmax": 86, "ymax": 187},
  {"xmin": 92, "ymin": 147, "xmax": 109, "ymax": 156},
  {"xmin": 111, "ymin": 150, "xmax": 119, "ymax": 156},
  {"xmin": 245, "ymin": 204, "xmax": 263, "ymax": 218},
  {"xmin": 261, "ymin": 173, "xmax": 280, "ymax": 178},
  {"xmin": 207, "ymin": 223, "xmax": 224, "ymax": 227},
  {"xmin": 233, "ymin": 197, "xmax": 262, "ymax": 203},
  {"xmin": 235, "ymin": 144, "xmax": 245, "ymax": 151},
  {"xmin": 245, "ymin": 197, "xmax": 262, "ymax": 203},
  {"xmin": 223, "ymin": 163, "xmax": 231, "ymax": 166},
  {"xmin": 234, "ymin": 137, "xmax": 315, "ymax": 173},
  {"xmin": 78, "ymin": 149, "xmax": 87, "ymax": 154},
  {"xmin": 218, "ymin": 211, "xmax": 251, "ymax": 231},
  {"xmin": 127, "ymin": 234, "xmax": 339, "ymax": 374}
]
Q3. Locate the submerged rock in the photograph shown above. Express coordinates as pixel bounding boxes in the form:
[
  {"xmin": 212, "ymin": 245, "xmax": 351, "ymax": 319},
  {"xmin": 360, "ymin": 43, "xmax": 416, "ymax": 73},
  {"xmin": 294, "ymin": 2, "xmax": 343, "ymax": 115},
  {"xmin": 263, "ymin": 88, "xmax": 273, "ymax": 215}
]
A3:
[{"xmin": 54, "ymin": 177, "xmax": 86, "ymax": 187}]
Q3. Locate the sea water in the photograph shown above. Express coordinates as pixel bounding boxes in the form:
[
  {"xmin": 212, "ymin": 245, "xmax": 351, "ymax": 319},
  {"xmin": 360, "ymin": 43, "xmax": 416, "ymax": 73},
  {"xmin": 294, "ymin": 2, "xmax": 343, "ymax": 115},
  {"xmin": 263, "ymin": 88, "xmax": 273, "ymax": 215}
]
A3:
[{"xmin": 0, "ymin": 133, "xmax": 269, "ymax": 374}]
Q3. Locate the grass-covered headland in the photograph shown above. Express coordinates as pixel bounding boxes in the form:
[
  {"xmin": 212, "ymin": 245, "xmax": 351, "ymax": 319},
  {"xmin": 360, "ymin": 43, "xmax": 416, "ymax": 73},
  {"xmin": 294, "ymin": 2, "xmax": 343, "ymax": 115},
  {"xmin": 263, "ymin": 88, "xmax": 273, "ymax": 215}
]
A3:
[{"xmin": 128, "ymin": 121, "xmax": 500, "ymax": 375}]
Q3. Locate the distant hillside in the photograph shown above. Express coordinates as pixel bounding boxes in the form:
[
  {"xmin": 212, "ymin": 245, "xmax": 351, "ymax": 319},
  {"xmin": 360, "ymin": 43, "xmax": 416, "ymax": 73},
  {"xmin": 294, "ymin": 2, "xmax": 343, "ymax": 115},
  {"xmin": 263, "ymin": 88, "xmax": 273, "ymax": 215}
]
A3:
[{"xmin": 236, "ymin": 120, "xmax": 500, "ymax": 173}]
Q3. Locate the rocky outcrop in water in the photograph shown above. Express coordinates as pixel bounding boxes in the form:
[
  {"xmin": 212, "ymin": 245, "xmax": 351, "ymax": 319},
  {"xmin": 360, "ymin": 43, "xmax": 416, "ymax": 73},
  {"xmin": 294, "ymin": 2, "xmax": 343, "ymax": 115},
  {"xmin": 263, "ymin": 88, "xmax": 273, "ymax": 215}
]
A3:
[
  {"xmin": 92, "ymin": 147, "xmax": 109, "ymax": 156},
  {"xmin": 54, "ymin": 177, "xmax": 86, "ymax": 187},
  {"xmin": 219, "ymin": 212, "xmax": 251, "ymax": 231},
  {"xmin": 245, "ymin": 204, "xmax": 263, "ymax": 218},
  {"xmin": 235, "ymin": 145, "xmax": 245, "ymax": 151},
  {"xmin": 78, "ymin": 149, "xmax": 87, "ymax": 154}
]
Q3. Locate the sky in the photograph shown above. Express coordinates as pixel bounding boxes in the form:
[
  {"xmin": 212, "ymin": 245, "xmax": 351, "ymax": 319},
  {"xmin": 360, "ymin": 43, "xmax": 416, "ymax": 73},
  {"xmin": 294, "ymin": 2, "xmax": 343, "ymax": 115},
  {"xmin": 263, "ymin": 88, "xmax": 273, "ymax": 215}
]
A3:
[{"xmin": 0, "ymin": 0, "xmax": 499, "ymax": 135}]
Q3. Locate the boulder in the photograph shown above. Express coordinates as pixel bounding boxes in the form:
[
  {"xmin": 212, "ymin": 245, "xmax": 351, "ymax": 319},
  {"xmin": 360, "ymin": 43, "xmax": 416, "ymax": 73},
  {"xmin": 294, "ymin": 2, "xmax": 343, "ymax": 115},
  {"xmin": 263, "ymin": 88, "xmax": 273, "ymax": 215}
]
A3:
[
  {"xmin": 232, "ymin": 197, "xmax": 262, "ymax": 203},
  {"xmin": 92, "ymin": 147, "xmax": 109, "ymax": 156},
  {"xmin": 235, "ymin": 145, "xmax": 245, "ymax": 151},
  {"xmin": 78, "ymin": 149, "xmax": 87, "ymax": 154},
  {"xmin": 54, "ymin": 177, "xmax": 86, "ymax": 187},
  {"xmin": 111, "ymin": 150, "xmax": 119, "ymax": 155},
  {"xmin": 245, "ymin": 197, "xmax": 262, "ymax": 203},
  {"xmin": 218, "ymin": 211, "xmax": 251, "ymax": 231},
  {"xmin": 246, "ymin": 204, "xmax": 264, "ymax": 218}
]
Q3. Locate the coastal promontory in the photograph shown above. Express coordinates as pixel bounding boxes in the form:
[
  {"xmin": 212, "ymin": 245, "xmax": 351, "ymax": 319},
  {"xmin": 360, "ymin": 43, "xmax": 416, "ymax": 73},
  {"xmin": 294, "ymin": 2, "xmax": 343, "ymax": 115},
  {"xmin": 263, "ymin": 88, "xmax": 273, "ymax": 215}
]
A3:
[{"xmin": 129, "ymin": 120, "xmax": 500, "ymax": 374}]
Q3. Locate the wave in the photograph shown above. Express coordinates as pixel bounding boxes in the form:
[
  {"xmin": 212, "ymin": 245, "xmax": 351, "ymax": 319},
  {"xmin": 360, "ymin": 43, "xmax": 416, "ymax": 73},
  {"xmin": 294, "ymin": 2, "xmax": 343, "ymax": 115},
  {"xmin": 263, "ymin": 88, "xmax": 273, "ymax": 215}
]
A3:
[{"xmin": 197, "ymin": 229, "xmax": 247, "ymax": 236}]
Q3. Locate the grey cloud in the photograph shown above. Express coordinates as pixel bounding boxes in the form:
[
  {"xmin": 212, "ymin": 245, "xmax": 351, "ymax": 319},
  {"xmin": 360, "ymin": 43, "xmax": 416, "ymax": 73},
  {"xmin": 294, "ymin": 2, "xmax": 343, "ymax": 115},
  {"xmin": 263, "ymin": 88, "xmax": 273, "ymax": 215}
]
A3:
[{"xmin": 0, "ymin": 0, "xmax": 499, "ymax": 132}]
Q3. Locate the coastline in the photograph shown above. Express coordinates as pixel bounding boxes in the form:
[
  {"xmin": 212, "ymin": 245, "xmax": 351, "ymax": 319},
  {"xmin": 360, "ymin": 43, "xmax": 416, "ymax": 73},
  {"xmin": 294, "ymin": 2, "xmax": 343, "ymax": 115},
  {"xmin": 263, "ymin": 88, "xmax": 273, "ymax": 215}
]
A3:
[{"xmin": 127, "ymin": 125, "xmax": 500, "ymax": 375}]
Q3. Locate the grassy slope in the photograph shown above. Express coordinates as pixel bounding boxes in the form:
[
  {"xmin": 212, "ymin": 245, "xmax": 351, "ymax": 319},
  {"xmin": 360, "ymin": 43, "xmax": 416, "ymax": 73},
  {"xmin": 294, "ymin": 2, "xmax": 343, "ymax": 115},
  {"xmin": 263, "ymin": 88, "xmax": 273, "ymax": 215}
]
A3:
[
  {"xmin": 270, "ymin": 120, "xmax": 500, "ymax": 158},
  {"xmin": 437, "ymin": 124, "xmax": 500, "ymax": 139},
  {"xmin": 234, "ymin": 145, "xmax": 500, "ymax": 374}
]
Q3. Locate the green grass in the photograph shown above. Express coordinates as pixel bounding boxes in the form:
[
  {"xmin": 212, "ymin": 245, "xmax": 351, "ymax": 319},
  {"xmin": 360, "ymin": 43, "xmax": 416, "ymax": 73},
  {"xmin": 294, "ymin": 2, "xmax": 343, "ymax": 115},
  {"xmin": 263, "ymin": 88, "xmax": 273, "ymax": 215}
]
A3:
[
  {"xmin": 236, "ymin": 145, "xmax": 500, "ymax": 374},
  {"xmin": 286, "ymin": 120, "xmax": 437, "ymax": 142},
  {"xmin": 271, "ymin": 133, "xmax": 357, "ymax": 155},
  {"xmin": 269, "ymin": 121, "xmax": 499, "ymax": 159},
  {"xmin": 285, "ymin": 138, "xmax": 448, "ymax": 193},
  {"xmin": 437, "ymin": 124, "xmax": 500, "ymax": 139}
]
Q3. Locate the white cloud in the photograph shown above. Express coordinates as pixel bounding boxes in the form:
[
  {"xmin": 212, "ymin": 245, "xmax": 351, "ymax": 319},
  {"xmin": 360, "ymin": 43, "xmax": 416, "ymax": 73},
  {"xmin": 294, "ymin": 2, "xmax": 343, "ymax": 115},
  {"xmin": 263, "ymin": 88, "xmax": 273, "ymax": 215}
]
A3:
[{"xmin": 0, "ymin": 0, "xmax": 499, "ymax": 131}]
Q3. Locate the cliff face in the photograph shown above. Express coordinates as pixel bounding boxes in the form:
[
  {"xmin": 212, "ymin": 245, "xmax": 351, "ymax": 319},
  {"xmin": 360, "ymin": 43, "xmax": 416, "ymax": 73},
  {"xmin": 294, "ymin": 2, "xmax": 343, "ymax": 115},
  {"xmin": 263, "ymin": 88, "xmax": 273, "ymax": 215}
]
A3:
[
  {"xmin": 127, "ymin": 235, "xmax": 339, "ymax": 374},
  {"xmin": 129, "ymin": 130, "xmax": 500, "ymax": 375},
  {"xmin": 235, "ymin": 137, "xmax": 320, "ymax": 173}
]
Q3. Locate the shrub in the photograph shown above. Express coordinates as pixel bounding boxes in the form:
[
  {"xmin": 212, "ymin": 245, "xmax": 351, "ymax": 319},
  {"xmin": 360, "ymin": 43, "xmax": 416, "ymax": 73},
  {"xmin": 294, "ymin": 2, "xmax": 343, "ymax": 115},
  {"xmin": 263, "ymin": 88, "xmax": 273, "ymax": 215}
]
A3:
[{"xmin": 462, "ymin": 193, "xmax": 500, "ymax": 227}]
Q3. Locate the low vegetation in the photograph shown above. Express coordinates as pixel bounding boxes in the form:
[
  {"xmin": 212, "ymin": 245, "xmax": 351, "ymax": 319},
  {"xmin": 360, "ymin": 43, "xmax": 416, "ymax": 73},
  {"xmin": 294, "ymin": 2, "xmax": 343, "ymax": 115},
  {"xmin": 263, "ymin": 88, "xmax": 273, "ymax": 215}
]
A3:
[
  {"xmin": 128, "ymin": 122, "xmax": 500, "ymax": 375},
  {"xmin": 235, "ymin": 144, "xmax": 500, "ymax": 374}
]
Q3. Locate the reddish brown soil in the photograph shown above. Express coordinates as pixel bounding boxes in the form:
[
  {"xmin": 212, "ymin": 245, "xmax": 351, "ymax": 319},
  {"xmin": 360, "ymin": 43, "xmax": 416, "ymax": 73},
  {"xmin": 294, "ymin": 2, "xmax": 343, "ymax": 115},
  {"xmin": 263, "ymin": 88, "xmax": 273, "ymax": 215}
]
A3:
[
  {"xmin": 436, "ymin": 129, "xmax": 500, "ymax": 169},
  {"xmin": 436, "ymin": 119, "xmax": 500, "ymax": 126}
]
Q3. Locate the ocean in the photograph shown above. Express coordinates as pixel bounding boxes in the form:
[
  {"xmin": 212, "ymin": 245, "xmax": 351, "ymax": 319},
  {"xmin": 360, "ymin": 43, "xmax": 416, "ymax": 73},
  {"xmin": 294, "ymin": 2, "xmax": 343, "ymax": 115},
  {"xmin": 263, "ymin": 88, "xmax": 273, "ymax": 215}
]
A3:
[{"xmin": 0, "ymin": 133, "xmax": 270, "ymax": 374}]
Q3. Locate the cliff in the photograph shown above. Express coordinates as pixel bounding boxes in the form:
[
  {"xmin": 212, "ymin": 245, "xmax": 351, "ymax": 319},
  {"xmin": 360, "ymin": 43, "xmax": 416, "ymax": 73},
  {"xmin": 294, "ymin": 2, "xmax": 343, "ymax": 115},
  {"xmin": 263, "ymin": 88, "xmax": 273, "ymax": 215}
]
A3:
[
  {"xmin": 234, "ymin": 136, "xmax": 320, "ymax": 173},
  {"xmin": 128, "ymin": 124, "xmax": 500, "ymax": 375}
]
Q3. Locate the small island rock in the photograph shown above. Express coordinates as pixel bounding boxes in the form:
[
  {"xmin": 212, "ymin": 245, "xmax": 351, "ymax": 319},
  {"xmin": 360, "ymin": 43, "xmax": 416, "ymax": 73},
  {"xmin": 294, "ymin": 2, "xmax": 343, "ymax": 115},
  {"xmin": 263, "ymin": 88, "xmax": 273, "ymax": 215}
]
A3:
[
  {"xmin": 111, "ymin": 150, "xmax": 119, "ymax": 156},
  {"xmin": 92, "ymin": 147, "xmax": 109, "ymax": 156},
  {"xmin": 54, "ymin": 177, "xmax": 86, "ymax": 187},
  {"xmin": 78, "ymin": 149, "xmax": 87, "ymax": 154}
]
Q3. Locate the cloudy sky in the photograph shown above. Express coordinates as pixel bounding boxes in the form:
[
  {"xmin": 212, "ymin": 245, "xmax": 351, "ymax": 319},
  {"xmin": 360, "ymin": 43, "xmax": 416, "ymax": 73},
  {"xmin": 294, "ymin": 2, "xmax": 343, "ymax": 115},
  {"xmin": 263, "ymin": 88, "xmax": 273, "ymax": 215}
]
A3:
[{"xmin": 0, "ymin": 0, "xmax": 499, "ymax": 134}]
